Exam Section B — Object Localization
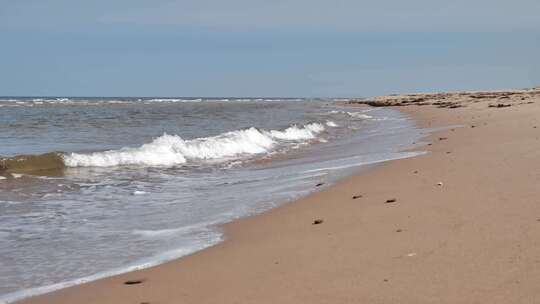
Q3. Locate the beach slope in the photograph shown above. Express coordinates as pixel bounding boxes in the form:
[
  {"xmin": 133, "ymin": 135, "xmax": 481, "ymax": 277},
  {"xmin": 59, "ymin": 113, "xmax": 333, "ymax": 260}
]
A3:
[{"xmin": 20, "ymin": 88, "xmax": 540, "ymax": 304}]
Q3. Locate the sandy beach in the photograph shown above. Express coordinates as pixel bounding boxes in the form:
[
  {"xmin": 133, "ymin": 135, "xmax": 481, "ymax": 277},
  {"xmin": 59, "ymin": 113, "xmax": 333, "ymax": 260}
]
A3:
[{"xmin": 19, "ymin": 87, "xmax": 540, "ymax": 304}]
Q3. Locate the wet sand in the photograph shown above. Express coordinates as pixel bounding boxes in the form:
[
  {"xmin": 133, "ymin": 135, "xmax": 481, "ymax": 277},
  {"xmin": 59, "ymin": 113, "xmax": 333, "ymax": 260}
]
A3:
[{"xmin": 20, "ymin": 88, "xmax": 540, "ymax": 304}]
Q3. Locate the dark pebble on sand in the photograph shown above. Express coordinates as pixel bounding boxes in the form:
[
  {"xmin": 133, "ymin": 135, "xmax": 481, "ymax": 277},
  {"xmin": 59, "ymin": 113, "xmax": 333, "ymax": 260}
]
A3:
[
  {"xmin": 489, "ymin": 103, "xmax": 512, "ymax": 108},
  {"xmin": 439, "ymin": 137, "xmax": 447, "ymax": 141},
  {"xmin": 396, "ymin": 229, "xmax": 403, "ymax": 232},
  {"xmin": 315, "ymin": 183, "xmax": 324, "ymax": 187},
  {"xmin": 352, "ymin": 195, "xmax": 362, "ymax": 199},
  {"xmin": 124, "ymin": 279, "xmax": 144, "ymax": 285},
  {"xmin": 313, "ymin": 219, "xmax": 324, "ymax": 225},
  {"xmin": 385, "ymin": 198, "xmax": 397, "ymax": 203}
]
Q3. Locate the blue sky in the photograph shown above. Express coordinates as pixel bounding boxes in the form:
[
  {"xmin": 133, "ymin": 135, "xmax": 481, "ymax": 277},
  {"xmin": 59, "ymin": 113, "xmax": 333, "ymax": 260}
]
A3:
[{"xmin": 1, "ymin": 0, "xmax": 539, "ymax": 97}]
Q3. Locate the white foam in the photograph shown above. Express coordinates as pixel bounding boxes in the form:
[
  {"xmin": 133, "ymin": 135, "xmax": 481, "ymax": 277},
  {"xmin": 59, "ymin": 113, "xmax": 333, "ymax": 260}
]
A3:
[
  {"xmin": 302, "ymin": 151, "xmax": 428, "ymax": 173},
  {"xmin": 133, "ymin": 227, "xmax": 185, "ymax": 238},
  {"xmin": 63, "ymin": 123, "xmax": 326, "ymax": 168},
  {"xmin": 349, "ymin": 113, "xmax": 372, "ymax": 119},
  {"xmin": 330, "ymin": 110, "xmax": 373, "ymax": 120},
  {"xmin": 267, "ymin": 123, "xmax": 324, "ymax": 140},
  {"xmin": 132, "ymin": 222, "xmax": 215, "ymax": 239},
  {"xmin": 146, "ymin": 98, "xmax": 200, "ymax": 103},
  {"xmin": 326, "ymin": 121, "xmax": 338, "ymax": 127}
]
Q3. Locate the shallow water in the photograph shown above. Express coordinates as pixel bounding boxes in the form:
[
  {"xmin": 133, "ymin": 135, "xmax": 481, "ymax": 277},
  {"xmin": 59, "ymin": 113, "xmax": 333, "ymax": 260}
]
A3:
[{"xmin": 0, "ymin": 97, "xmax": 426, "ymax": 302}]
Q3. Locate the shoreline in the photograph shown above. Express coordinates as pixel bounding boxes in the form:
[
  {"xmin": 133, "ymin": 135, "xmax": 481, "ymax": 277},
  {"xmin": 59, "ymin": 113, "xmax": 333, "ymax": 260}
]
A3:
[
  {"xmin": 18, "ymin": 88, "xmax": 540, "ymax": 304},
  {"xmin": 2, "ymin": 156, "xmax": 423, "ymax": 304},
  {"xmin": 2, "ymin": 123, "xmax": 425, "ymax": 304},
  {"xmin": 1, "ymin": 104, "xmax": 422, "ymax": 304}
]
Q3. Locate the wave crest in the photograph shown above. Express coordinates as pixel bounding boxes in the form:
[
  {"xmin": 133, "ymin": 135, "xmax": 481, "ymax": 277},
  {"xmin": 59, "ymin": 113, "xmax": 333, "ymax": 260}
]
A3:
[
  {"xmin": 63, "ymin": 123, "xmax": 326, "ymax": 168},
  {"xmin": 330, "ymin": 110, "xmax": 372, "ymax": 119}
]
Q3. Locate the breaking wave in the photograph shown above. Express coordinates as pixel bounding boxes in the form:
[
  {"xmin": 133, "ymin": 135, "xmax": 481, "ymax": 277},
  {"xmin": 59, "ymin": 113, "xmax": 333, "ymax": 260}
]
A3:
[
  {"xmin": 63, "ymin": 123, "xmax": 325, "ymax": 167},
  {"xmin": 62, "ymin": 123, "xmax": 326, "ymax": 168},
  {"xmin": 330, "ymin": 110, "xmax": 373, "ymax": 120},
  {"xmin": 0, "ymin": 123, "xmax": 328, "ymax": 173},
  {"xmin": 326, "ymin": 121, "xmax": 338, "ymax": 127}
]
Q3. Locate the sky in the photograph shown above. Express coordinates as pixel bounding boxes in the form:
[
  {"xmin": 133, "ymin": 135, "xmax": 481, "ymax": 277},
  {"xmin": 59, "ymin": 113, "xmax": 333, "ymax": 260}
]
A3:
[{"xmin": 1, "ymin": 0, "xmax": 540, "ymax": 97}]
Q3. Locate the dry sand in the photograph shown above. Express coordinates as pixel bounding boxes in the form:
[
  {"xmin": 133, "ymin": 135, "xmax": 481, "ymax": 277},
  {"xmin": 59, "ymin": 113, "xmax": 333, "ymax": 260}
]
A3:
[{"xmin": 20, "ymin": 88, "xmax": 540, "ymax": 304}]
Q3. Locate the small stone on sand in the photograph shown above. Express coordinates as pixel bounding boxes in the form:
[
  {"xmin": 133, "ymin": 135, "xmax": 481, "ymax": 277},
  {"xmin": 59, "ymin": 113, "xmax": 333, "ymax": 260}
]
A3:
[
  {"xmin": 489, "ymin": 103, "xmax": 512, "ymax": 108},
  {"xmin": 385, "ymin": 198, "xmax": 397, "ymax": 203},
  {"xmin": 313, "ymin": 219, "xmax": 324, "ymax": 225}
]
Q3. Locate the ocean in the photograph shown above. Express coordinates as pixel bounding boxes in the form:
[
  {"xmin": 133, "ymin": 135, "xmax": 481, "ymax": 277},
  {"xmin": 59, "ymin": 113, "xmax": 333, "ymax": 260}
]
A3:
[{"xmin": 0, "ymin": 97, "xmax": 426, "ymax": 302}]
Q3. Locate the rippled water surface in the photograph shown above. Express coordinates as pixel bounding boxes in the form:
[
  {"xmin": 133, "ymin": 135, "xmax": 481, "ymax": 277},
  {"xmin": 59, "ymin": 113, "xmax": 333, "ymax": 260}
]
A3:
[{"xmin": 0, "ymin": 97, "xmax": 426, "ymax": 302}]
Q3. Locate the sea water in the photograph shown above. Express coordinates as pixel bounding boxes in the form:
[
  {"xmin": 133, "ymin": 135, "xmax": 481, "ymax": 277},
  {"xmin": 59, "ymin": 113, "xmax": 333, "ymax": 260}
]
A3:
[{"xmin": 0, "ymin": 97, "xmax": 426, "ymax": 302}]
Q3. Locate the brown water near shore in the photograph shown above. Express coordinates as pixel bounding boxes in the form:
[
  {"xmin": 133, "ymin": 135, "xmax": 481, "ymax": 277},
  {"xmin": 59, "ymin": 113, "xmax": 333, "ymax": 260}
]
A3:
[
  {"xmin": 0, "ymin": 153, "xmax": 65, "ymax": 176},
  {"xmin": 20, "ymin": 88, "xmax": 540, "ymax": 304}
]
